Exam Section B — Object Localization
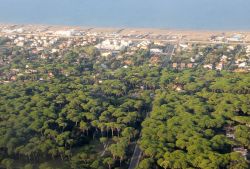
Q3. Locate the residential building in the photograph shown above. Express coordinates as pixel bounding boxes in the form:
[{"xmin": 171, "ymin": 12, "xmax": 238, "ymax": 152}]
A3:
[{"xmin": 203, "ymin": 64, "xmax": 213, "ymax": 69}]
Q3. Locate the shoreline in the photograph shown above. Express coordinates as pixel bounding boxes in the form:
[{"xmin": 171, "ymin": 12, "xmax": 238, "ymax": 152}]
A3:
[
  {"xmin": 1, "ymin": 22, "xmax": 250, "ymax": 42},
  {"xmin": 1, "ymin": 22, "xmax": 250, "ymax": 33}
]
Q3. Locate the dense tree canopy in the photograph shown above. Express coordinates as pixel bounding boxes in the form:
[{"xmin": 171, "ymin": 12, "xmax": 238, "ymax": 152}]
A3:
[
  {"xmin": 0, "ymin": 43, "xmax": 249, "ymax": 168},
  {"xmin": 139, "ymin": 69, "xmax": 250, "ymax": 169}
]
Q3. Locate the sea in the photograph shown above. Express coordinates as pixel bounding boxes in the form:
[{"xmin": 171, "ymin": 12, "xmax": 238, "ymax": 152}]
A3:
[{"xmin": 0, "ymin": 0, "xmax": 250, "ymax": 30}]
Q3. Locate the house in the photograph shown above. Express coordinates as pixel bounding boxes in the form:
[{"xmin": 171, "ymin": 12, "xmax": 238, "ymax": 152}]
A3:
[
  {"xmin": 101, "ymin": 64, "xmax": 108, "ymax": 69},
  {"xmin": 10, "ymin": 76, "xmax": 17, "ymax": 81},
  {"xmin": 224, "ymin": 125, "xmax": 235, "ymax": 139},
  {"xmin": 220, "ymin": 55, "xmax": 228, "ymax": 62},
  {"xmin": 226, "ymin": 133, "xmax": 235, "ymax": 139},
  {"xmin": 16, "ymin": 42, "xmax": 24, "ymax": 47},
  {"xmin": 140, "ymin": 85, "xmax": 145, "ymax": 90},
  {"xmin": 51, "ymin": 48, "xmax": 59, "ymax": 53},
  {"xmin": 124, "ymin": 60, "xmax": 133, "ymax": 65},
  {"xmin": 238, "ymin": 62, "xmax": 247, "ymax": 68},
  {"xmin": 11, "ymin": 69, "xmax": 20, "ymax": 73},
  {"xmin": 180, "ymin": 63, "xmax": 186, "ymax": 69},
  {"xmin": 101, "ymin": 51, "xmax": 112, "ymax": 57},
  {"xmin": 117, "ymin": 55, "xmax": 123, "ymax": 59},
  {"xmin": 154, "ymin": 41, "xmax": 165, "ymax": 46},
  {"xmin": 130, "ymin": 46, "xmax": 138, "ymax": 51},
  {"xmin": 17, "ymin": 73, "xmax": 24, "ymax": 76},
  {"xmin": 48, "ymin": 72, "xmax": 54, "ymax": 78},
  {"xmin": 125, "ymin": 51, "xmax": 135, "ymax": 56},
  {"xmin": 30, "ymin": 69, "xmax": 38, "ymax": 73},
  {"xmin": 179, "ymin": 43, "xmax": 188, "ymax": 49},
  {"xmin": 233, "ymin": 147, "xmax": 248, "ymax": 159},
  {"xmin": 173, "ymin": 84, "xmax": 184, "ymax": 92},
  {"xmin": 187, "ymin": 63, "xmax": 193, "ymax": 68},
  {"xmin": 137, "ymin": 41, "xmax": 151, "ymax": 49},
  {"xmin": 190, "ymin": 57, "xmax": 195, "ymax": 63},
  {"xmin": 17, "ymin": 37, "xmax": 25, "ymax": 41},
  {"xmin": 235, "ymin": 58, "xmax": 247, "ymax": 64},
  {"xmin": 31, "ymin": 49, "xmax": 38, "ymax": 54},
  {"xmin": 214, "ymin": 36, "xmax": 225, "ymax": 42},
  {"xmin": 140, "ymin": 45, "xmax": 149, "ymax": 50},
  {"xmin": 198, "ymin": 52, "xmax": 204, "ymax": 56},
  {"xmin": 25, "ymin": 69, "xmax": 38, "ymax": 74},
  {"xmin": 41, "ymin": 54, "xmax": 49, "ymax": 59},
  {"xmin": 227, "ymin": 46, "xmax": 235, "ymax": 51},
  {"xmin": 215, "ymin": 62, "xmax": 224, "ymax": 71},
  {"xmin": 246, "ymin": 45, "xmax": 250, "ymax": 53},
  {"xmin": 203, "ymin": 64, "xmax": 213, "ymax": 69},
  {"xmin": 150, "ymin": 55, "xmax": 160, "ymax": 65},
  {"xmin": 172, "ymin": 63, "xmax": 178, "ymax": 68},
  {"xmin": 37, "ymin": 47, "xmax": 44, "ymax": 51}
]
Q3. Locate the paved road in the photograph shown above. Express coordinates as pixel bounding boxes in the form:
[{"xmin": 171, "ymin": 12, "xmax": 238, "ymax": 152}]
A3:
[
  {"xmin": 168, "ymin": 44, "xmax": 176, "ymax": 60},
  {"xmin": 128, "ymin": 109, "xmax": 153, "ymax": 169},
  {"xmin": 128, "ymin": 144, "xmax": 142, "ymax": 169},
  {"xmin": 100, "ymin": 143, "xmax": 109, "ymax": 157}
]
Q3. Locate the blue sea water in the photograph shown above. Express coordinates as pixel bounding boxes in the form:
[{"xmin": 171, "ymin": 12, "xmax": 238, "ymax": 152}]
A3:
[{"xmin": 0, "ymin": 0, "xmax": 250, "ymax": 30}]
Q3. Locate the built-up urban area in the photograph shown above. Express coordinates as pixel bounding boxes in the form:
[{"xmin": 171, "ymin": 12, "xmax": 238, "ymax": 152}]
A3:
[{"xmin": 0, "ymin": 24, "xmax": 250, "ymax": 83}]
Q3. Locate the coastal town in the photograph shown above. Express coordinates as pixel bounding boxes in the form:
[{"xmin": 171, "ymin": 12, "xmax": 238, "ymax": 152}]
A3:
[{"xmin": 1, "ymin": 24, "xmax": 250, "ymax": 84}]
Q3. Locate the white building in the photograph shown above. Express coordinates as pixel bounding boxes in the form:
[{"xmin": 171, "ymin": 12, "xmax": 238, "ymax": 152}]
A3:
[
  {"xmin": 95, "ymin": 39, "xmax": 132, "ymax": 51},
  {"xmin": 238, "ymin": 62, "xmax": 247, "ymax": 68},
  {"xmin": 227, "ymin": 46, "xmax": 235, "ymax": 51},
  {"xmin": 51, "ymin": 49, "xmax": 60, "ymax": 53},
  {"xmin": 227, "ymin": 34, "xmax": 243, "ymax": 42},
  {"xmin": 101, "ymin": 51, "xmax": 112, "ymax": 57},
  {"xmin": 150, "ymin": 48, "xmax": 163, "ymax": 54},
  {"xmin": 246, "ymin": 45, "xmax": 250, "ymax": 54},
  {"xmin": 235, "ymin": 58, "xmax": 247, "ymax": 64},
  {"xmin": 190, "ymin": 57, "xmax": 196, "ymax": 63},
  {"xmin": 179, "ymin": 43, "xmax": 188, "ymax": 49},
  {"xmin": 220, "ymin": 55, "xmax": 228, "ymax": 62},
  {"xmin": 137, "ymin": 40, "xmax": 151, "ymax": 49},
  {"xmin": 55, "ymin": 30, "xmax": 77, "ymax": 37},
  {"xmin": 215, "ymin": 36, "xmax": 225, "ymax": 42},
  {"xmin": 203, "ymin": 64, "xmax": 213, "ymax": 69},
  {"xmin": 16, "ymin": 42, "xmax": 24, "ymax": 47}
]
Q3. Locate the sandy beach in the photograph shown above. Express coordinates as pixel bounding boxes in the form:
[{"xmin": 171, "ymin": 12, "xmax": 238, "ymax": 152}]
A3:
[{"xmin": 1, "ymin": 23, "xmax": 250, "ymax": 42}]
